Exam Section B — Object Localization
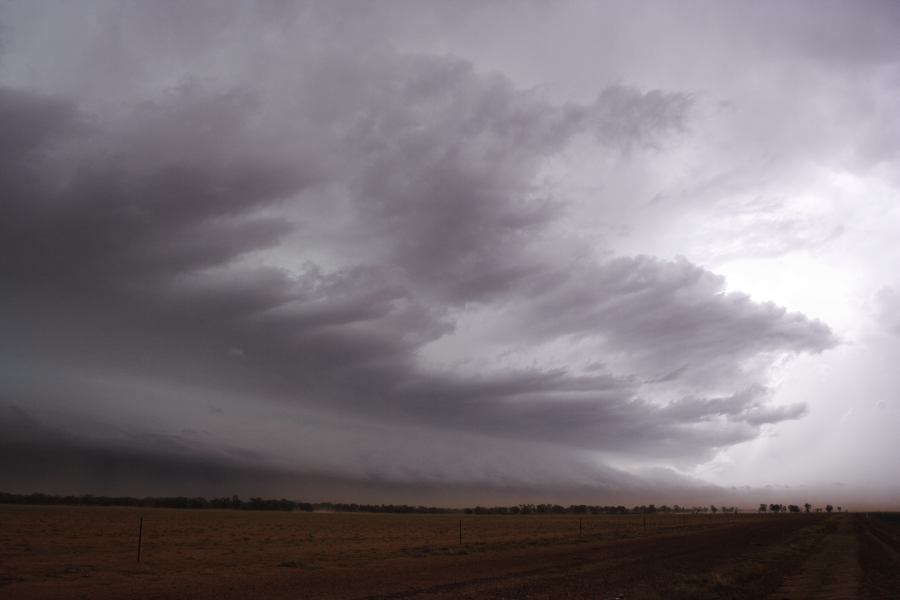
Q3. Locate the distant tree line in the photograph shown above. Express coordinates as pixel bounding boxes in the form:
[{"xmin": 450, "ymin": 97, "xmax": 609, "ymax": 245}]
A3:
[
  {"xmin": 757, "ymin": 503, "xmax": 842, "ymax": 513},
  {"xmin": 462, "ymin": 503, "xmax": 740, "ymax": 515},
  {"xmin": 0, "ymin": 492, "xmax": 839, "ymax": 515}
]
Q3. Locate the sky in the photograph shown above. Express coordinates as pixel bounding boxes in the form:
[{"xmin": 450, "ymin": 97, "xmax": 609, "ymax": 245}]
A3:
[{"xmin": 1, "ymin": 1, "xmax": 899, "ymax": 509}]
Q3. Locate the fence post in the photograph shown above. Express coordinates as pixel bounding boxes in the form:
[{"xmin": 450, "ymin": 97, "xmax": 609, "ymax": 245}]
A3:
[{"xmin": 137, "ymin": 516, "xmax": 144, "ymax": 563}]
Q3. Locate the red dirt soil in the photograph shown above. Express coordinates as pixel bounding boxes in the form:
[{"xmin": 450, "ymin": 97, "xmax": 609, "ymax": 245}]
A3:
[{"xmin": 2, "ymin": 506, "xmax": 899, "ymax": 599}]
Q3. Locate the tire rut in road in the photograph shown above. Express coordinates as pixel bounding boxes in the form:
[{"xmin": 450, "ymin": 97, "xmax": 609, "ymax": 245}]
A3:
[
  {"xmin": 859, "ymin": 514, "xmax": 900, "ymax": 599},
  {"xmin": 769, "ymin": 516, "xmax": 861, "ymax": 600}
]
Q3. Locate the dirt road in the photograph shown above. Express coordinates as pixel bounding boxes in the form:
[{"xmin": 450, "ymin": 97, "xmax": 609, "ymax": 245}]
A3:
[
  {"xmin": 361, "ymin": 515, "xmax": 818, "ymax": 600},
  {"xmin": 768, "ymin": 515, "xmax": 862, "ymax": 599},
  {"xmin": 858, "ymin": 513, "xmax": 900, "ymax": 599},
  {"xmin": 351, "ymin": 514, "xmax": 900, "ymax": 600},
  {"xmin": 767, "ymin": 513, "xmax": 900, "ymax": 600}
]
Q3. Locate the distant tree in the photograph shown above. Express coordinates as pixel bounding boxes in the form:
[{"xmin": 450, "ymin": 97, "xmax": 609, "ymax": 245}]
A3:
[
  {"xmin": 769, "ymin": 503, "xmax": 782, "ymax": 513},
  {"xmin": 804, "ymin": 503, "xmax": 811, "ymax": 513},
  {"xmin": 710, "ymin": 505, "xmax": 718, "ymax": 514},
  {"xmin": 788, "ymin": 505, "xmax": 800, "ymax": 513},
  {"xmin": 837, "ymin": 506, "xmax": 843, "ymax": 512},
  {"xmin": 826, "ymin": 504, "xmax": 833, "ymax": 513},
  {"xmin": 759, "ymin": 504, "xmax": 767, "ymax": 513}
]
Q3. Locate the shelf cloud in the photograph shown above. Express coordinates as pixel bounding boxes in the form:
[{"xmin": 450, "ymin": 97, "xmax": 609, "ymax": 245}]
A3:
[{"xmin": 4, "ymin": 1, "xmax": 897, "ymax": 505}]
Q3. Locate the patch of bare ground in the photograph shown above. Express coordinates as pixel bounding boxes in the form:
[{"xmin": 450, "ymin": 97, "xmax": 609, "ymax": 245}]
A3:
[
  {"xmin": 401, "ymin": 514, "xmax": 834, "ymax": 600},
  {"xmin": 768, "ymin": 515, "xmax": 861, "ymax": 600},
  {"xmin": 5, "ymin": 506, "xmax": 897, "ymax": 600},
  {"xmin": 858, "ymin": 513, "xmax": 900, "ymax": 599}
]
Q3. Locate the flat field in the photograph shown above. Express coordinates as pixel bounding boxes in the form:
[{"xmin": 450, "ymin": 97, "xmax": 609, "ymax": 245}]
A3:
[{"xmin": 2, "ymin": 505, "xmax": 899, "ymax": 599}]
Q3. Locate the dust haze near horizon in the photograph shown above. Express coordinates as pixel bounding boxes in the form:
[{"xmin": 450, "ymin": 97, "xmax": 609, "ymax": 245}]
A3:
[{"xmin": 1, "ymin": 1, "xmax": 899, "ymax": 509}]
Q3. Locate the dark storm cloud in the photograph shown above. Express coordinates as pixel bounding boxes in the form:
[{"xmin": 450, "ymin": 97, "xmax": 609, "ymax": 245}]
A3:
[
  {"xmin": 2, "ymin": 402, "xmax": 813, "ymax": 508},
  {"xmin": 0, "ymin": 403, "xmax": 675, "ymax": 502},
  {"xmin": 379, "ymin": 368, "xmax": 815, "ymax": 462},
  {"xmin": 337, "ymin": 56, "xmax": 690, "ymax": 301},
  {"xmin": 0, "ymin": 1, "xmax": 842, "ymax": 497},
  {"xmin": 661, "ymin": 386, "xmax": 807, "ymax": 428},
  {"xmin": 0, "ymin": 404, "xmax": 296, "ymax": 497},
  {"xmin": 0, "ymin": 79, "xmax": 825, "ymax": 435},
  {"xmin": 0, "ymin": 84, "xmax": 310, "ymax": 289}
]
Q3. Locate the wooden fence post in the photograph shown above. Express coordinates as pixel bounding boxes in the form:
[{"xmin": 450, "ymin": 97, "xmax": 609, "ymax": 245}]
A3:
[{"xmin": 137, "ymin": 516, "xmax": 144, "ymax": 563}]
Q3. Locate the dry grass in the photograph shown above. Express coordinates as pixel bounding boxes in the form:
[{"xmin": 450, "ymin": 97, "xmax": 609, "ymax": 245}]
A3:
[{"xmin": 0, "ymin": 505, "xmax": 838, "ymax": 599}]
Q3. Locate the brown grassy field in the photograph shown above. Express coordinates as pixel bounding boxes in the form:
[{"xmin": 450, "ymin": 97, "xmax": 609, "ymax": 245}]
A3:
[{"xmin": 2, "ymin": 505, "xmax": 899, "ymax": 599}]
